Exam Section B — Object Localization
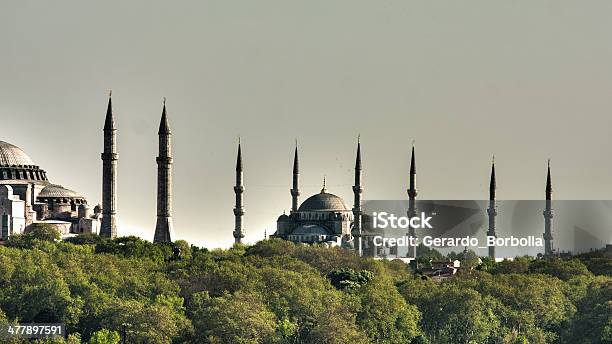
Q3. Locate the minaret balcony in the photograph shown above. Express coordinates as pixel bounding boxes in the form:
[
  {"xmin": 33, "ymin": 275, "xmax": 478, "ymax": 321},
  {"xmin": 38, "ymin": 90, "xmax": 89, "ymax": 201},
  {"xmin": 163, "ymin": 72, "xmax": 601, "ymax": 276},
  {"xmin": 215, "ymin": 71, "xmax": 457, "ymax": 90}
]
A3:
[{"xmin": 101, "ymin": 153, "xmax": 118, "ymax": 160}]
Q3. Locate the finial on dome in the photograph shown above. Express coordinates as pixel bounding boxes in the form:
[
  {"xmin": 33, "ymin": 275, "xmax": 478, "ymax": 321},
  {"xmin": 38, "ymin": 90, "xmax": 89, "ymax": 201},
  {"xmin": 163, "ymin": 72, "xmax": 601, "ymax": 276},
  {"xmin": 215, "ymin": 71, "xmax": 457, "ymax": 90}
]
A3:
[{"xmin": 321, "ymin": 176, "xmax": 327, "ymax": 193}]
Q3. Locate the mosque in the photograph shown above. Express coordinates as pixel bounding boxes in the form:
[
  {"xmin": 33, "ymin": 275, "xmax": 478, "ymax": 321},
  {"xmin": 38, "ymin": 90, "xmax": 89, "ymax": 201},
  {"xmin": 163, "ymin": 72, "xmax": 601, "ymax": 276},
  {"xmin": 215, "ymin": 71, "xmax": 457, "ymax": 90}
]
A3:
[
  {"xmin": 0, "ymin": 140, "xmax": 101, "ymax": 237},
  {"xmin": 271, "ymin": 142, "xmax": 365, "ymax": 251},
  {"xmin": 0, "ymin": 94, "xmax": 175, "ymax": 243},
  {"xmin": 233, "ymin": 138, "xmax": 558, "ymax": 259},
  {"xmin": 231, "ymin": 138, "xmax": 398, "ymax": 257}
]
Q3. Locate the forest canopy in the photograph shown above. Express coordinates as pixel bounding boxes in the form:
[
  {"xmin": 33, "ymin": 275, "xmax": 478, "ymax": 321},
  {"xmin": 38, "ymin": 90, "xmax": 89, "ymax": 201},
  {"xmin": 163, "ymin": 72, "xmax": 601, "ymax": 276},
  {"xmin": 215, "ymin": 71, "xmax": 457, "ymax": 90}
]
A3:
[{"xmin": 0, "ymin": 226, "xmax": 609, "ymax": 344}]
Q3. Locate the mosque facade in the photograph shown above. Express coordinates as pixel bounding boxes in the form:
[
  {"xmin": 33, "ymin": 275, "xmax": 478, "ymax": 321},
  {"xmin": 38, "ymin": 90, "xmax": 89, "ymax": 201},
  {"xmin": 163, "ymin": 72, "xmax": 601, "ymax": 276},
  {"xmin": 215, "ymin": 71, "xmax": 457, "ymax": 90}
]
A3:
[{"xmin": 0, "ymin": 140, "xmax": 101, "ymax": 237}]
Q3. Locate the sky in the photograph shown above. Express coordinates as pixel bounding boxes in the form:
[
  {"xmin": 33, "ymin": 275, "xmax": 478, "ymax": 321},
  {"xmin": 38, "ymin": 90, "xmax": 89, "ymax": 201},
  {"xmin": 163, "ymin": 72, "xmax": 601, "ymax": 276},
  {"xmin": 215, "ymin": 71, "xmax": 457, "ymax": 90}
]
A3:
[{"xmin": 1, "ymin": 1, "xmax": 612, "ymax": 248}]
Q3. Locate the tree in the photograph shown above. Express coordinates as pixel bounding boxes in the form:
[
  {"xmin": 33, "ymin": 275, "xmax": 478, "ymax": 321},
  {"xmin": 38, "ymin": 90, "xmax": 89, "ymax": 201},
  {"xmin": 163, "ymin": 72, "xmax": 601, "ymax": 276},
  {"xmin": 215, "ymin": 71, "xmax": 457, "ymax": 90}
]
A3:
[
  {"xmin": 529, "ymin": 258, "xmax": 592, "ymax": 281},
  {"xmin": 355, "ymin": 277, "xmax": 422, "ymax": 343},
  {"xmin": 416, "ymin": 244, "xmax": 444, "ymax": 264},
  {"xmin": 88, "ymin": 329, "xmax": 120, "ymax": 344},
  {"xmin": 188, "ymin": 291, "xmax": 277, "ymax": 344},
  {"xmin": 97, "ymin": 297, "xmax": 192, "ymax": 344},
  {"xmin": 327, "ymin": 268, "xmax": 373, "ymax": 291},
  {"xmin": 563, "ymin": 276, "xmax": 611, "ymax": 343},
  {"xmin": 492, "ymin": 256, "xmax": 532, "ymax": 274},
  {"xmin": 5, "ymin": 223, "xmax": 61, "ymax": 249}
]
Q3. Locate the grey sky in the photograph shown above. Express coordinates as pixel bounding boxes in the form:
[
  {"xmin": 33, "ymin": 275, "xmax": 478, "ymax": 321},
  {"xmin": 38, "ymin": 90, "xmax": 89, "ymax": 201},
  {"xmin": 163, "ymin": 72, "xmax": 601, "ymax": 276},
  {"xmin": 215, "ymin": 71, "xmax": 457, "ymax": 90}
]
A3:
[{"xmin": 2, "ymin": 1, "xmax": 612, "ymax": 248}]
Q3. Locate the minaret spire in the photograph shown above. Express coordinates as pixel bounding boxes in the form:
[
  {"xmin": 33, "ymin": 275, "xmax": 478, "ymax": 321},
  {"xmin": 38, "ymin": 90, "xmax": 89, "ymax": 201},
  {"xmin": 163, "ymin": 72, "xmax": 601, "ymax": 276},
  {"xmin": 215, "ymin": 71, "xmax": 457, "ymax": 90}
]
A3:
[
  {"xmin": 352, "ymin": 136, "xmax": 363, "ymax": 256},
  {"xmin": 154, "ymin": 99, "xmax": 174, "ymax": 243},
  {"xmin": 543, "ymin": 159, "xmax": 554, "ymax": 256},
  {"xmin": 489, "ymin": 155, "xmax": 496, "ymax": 200},
  {"xmin": 236, "ymin": 137, "xmax": 243, "ymax": 172},
  {"xmin": 104, "ymin": 90, "xmax": 116, "ymax": 131},
  {"xmin": 546, "ymin": 159, "xmax": 552, "ymax": 200},
  {"xmin": 406, "ymin": 143, "xmax": 418, "ymax": 259},
  {"xmin": 233, "ymin": 139, "xmax": 245, "ymax": 244},
  {"xmin": 290, "ymin": 140, "xmax": 300, "ymax": 212},
  {"xmin": 101, "ymin": 92, "xmax": 118, "ymax": 238},
  {"xmin": 487, "ymin": 156, "xmax": 497, "ymax": 259}
]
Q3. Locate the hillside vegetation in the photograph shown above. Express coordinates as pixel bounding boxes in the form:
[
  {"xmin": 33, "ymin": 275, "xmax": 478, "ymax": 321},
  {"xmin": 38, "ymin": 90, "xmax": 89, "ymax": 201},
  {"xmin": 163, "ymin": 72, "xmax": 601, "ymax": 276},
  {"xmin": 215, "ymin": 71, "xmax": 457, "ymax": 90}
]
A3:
[{"xmin": 0, "ymin": 226, "xmax": 609, "ymax": 344}]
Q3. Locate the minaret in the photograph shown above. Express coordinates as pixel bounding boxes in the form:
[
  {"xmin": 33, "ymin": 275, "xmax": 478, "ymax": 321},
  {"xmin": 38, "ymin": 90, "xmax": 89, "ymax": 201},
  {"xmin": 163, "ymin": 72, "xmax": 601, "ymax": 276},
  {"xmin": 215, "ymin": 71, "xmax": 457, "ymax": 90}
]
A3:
[
  {"xmin": 154, "ymin": 99, "xmax": 174, "ymax": 243},
  {"xmin": 487, "ymin": 157, "xmax": 497, "ymax": 259},
  {"xmin": 290, "ymin": 141, "xmax": 300, "ymax": 213},
  {"xmin": 101, "ymin": 92, "xmax": 118, "ymax": 238},
  {"xmin": 233, "ymin": 139, "xmax": 245, "ymax": 244},
  {"xmin": 543, "ymin": 160, "xmax": 554, "ymax": 256},
  {"xmin": 352, "ymin": 136, "xmax": 363, "ymax": 256},
  {"xmin": 407, "ymin": 145, "xmax": 418, "ymax": 259}
]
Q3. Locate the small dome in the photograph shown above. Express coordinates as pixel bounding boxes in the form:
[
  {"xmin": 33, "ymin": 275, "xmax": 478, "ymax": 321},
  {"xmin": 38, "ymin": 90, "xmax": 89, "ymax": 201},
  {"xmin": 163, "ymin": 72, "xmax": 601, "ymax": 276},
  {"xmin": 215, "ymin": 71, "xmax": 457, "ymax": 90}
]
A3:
[
  {"xmin": 298, "ymin": 191, "xmax": 349, "ymax": 212},
  {"xmin": 277, "ymin": 214, "xmax": 290, "ymax": 222},
  {"xmin": 38, "ymin": 184, "xmax": 81, "ymax": 199},
  {"xmin": 0, "ymin": 141, "xmax": 35, "ymax": 166}
]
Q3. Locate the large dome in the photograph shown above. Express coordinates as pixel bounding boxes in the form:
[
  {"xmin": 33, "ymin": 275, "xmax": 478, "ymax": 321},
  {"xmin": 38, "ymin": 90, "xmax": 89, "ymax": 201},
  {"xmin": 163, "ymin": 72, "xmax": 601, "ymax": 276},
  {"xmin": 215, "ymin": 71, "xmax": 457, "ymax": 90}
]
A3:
[
  {"xmin": 0, "ymin": 141, "xmax": 35, "ymax": 166},
  {"xmin": 298, "ymin": 191, "xmax": 349, "ymax": 212},
  {"xmin": 0, "ymin": 141, "xmax": 48, "ymax": 182}
]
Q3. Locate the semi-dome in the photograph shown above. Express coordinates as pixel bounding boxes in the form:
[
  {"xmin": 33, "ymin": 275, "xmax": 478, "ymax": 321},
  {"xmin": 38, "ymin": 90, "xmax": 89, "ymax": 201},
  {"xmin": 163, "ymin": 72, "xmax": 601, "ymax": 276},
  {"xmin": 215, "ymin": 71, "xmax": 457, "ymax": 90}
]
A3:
[
  {"xmin": 298, "ymin": 191, "xmax": 349, "ymax": 212},
  {"xmin": 292, "ymin": 224, "xmax": 331, "ymax": 235},
  {"xmin": 38, "ymin": 184, "xmax": 82, "ymax": 199},
  {"xmin": 277, "ymin": 214, "xmax": 290, "ymax": 222},
  {"xmin": 0, "ymin": 141, "xmax": 35, "ymax": 166}
]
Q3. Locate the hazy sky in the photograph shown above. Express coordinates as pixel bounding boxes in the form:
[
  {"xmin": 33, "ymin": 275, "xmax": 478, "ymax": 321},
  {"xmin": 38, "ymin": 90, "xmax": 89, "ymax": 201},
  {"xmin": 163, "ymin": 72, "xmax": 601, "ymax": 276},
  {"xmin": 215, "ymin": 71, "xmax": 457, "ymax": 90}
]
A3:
[{"xmin": 2, "ymin": 1, "xmax": 612, "ymax": 248}]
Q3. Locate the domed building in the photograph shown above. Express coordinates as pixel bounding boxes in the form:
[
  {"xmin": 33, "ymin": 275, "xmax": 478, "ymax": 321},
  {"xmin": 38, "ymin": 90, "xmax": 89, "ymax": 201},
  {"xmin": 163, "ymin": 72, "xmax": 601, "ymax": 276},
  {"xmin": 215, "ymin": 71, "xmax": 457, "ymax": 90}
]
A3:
[
  {"xmin": 275, "ymin": 180, "xmax": 354, "ymax": 245},
  {"xmin": 267, "ymin": 140, "xmax": 368, "ymax": 251},
  {"xmin": 0, "ymin": 140, "xmax": 101, "ymax": 239}
]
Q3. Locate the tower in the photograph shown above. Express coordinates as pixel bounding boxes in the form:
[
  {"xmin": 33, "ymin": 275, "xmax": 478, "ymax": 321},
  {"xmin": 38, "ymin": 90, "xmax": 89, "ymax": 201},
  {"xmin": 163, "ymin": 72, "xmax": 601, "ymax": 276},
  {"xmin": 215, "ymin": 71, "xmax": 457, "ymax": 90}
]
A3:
[
  {"xmin": 543, "ymin": 160, "xmax": 554, "ymax": 256},
  {"xmin": 407, "ymin": 145, "xmax": 418, "ymax": 259},
  {"xmin": 352, "ymin": 137, "xmax": 363, "ymax": 256},
  {"xmin": 154, "ymin": 99, "xmax": 174, "ymax": 243},
  {"xmin": 290, "ymin": 142, "xmax": 300, "ymax": 213},
  {"xmin": 101, "ymin": 92, "xmax": 118, "ymax": 238},
  {"xmin": 233, "ymin": 139, "xmax": 245, "ymax": 244},
  {"xmin": 487, "ymin": 157, "xmax": 497, "ymax": 259}
]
